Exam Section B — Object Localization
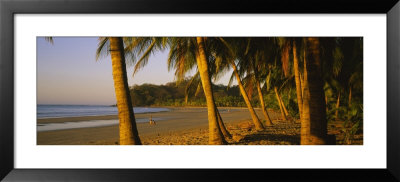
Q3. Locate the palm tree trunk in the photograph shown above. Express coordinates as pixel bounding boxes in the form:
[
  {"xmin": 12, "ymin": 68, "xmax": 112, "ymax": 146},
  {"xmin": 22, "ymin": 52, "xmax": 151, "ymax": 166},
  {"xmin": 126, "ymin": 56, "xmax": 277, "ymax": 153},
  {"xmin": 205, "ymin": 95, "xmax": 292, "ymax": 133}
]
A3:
[
  {"xmin": 300, "ymin": 37, "xmax": 328, "ymax": 145},
  {"xmin": 109, "ymin": 37, "xmax": 141, "ymax": 145},
  {"xmin": 335, "ymin": 91, "xmax": 340, "ymax": 120},
  {"xmin": 256, "ymin": 80, "xmax": 273, "ymax": 126},
  {"xmin": 348, "ymin": 87, "xmax": 352, "ymax": 106},
  {"xmin": 185, "ymin": 95, "xmax": 189, "ymax": 105},
  {"xmin": 301, "ymin": 49, "xmax": 305, "ymax": 97},
  {"xmin": 274, "ymin": 87, "xmax": 287, "ymax": 121},
  {"xmin": 196, "ymin": 37, "xmax": 227, "ymax": 145},
  {"xmin": 293, "ymin": 41, "xmax": 303, "ymax": 119},
  {"xmin": 325, "ymin": 95, "xmax": 328, "ymax": 112},
  {"xmin": 216, "ymin": 108, "xmax": 232, "ymax": 138},
  {"xmin": 231, "ymin": 62, "xmax": 264, "ymax": 130},
  {"xmin": 280, "ymin": 94, "xmax": 289, "ymax": 117}
]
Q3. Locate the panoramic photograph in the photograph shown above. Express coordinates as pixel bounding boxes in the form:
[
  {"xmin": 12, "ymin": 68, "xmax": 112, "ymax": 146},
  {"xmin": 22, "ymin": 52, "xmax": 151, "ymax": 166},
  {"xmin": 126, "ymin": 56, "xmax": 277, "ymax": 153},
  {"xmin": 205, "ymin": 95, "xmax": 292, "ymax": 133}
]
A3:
[{"xmin": 37, "ymin": 37, "xmax": 363, "ymax": 145}]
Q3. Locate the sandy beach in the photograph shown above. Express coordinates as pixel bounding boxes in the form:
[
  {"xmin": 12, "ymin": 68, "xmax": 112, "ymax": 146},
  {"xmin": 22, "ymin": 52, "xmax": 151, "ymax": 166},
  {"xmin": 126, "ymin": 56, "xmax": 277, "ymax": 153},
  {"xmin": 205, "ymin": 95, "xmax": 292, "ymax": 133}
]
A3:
[{"xmin": 37, "ymin": 107, "xmax": 362, "ymax": 145}]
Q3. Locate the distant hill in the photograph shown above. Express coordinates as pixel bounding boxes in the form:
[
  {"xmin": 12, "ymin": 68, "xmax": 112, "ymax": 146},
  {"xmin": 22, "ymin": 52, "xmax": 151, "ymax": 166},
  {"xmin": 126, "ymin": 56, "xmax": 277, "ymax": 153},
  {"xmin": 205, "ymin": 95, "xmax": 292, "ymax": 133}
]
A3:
[{"xmin": 129, "ymin": 78, "xmax": 248, "ymax": 107}]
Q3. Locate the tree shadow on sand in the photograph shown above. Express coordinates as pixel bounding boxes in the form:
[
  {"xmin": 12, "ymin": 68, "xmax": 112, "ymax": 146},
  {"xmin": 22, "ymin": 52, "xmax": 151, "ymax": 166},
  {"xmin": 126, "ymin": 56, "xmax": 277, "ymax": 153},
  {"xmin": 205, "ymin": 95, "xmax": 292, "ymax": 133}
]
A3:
[{"xmin": 233, "ymin": 132, "xmax": 300, "ymax": 145}]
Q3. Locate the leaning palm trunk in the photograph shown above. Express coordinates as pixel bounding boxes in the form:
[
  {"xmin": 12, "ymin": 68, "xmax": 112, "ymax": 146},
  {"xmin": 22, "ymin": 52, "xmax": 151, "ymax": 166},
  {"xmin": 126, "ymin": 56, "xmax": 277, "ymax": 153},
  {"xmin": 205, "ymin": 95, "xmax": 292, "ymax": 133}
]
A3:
[
  {"xmin": 274, "ymin": 87, "xmax": 287, "ymax": 121},
  {"xmin": 216, "ymin": 108, "xmax": 232, "ymax": 138},
  {"xmin": 293, "ymin": 41, "xmax": 303, "ymax": 119},
  {"xmin": 109, "ymin": 37, "xmax": 141, "ymax": 145},
  {"xmin": 196, "ymin": 37, "xmax": 227, "ymax": 145},
  {"xmin": 256, "ymin": 80, "xmax": 273, "ymax": 126},
  {"xmin": 348, "ymin": 87, "xmax": 352, "ymax": 106},
  {"xmin": 231, "ymin": 62, "xmax": 264, "ymax": 131},
  {"xmin": 300, "ymin": 37, "xmax": 328, "ymax": 145},
  {"xmin": 185, "ymin": 95, "xmax": 189, "ymax": 105},
  {"xmin": 325, "ymin": 95, "xmax": 329, "ymax": 112},
  {"xmin": 335, "ymin": 92, "xmax": 340, "ymax": 120},
  {"xmin": 280, "ymin": 94, "xmax": 289, "ymax": 117},
  {"xmin": 301, "ymin": 49, "xmax": 306, "ymax": 97}
]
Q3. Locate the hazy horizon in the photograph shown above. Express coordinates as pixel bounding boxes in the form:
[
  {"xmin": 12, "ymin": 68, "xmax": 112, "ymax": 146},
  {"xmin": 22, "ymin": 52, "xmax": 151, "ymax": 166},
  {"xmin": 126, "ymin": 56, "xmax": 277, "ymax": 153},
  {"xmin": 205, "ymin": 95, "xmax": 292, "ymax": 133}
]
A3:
[{"xmin": 37, "ymin": 37, "xmax": 233, "ymax": 105}]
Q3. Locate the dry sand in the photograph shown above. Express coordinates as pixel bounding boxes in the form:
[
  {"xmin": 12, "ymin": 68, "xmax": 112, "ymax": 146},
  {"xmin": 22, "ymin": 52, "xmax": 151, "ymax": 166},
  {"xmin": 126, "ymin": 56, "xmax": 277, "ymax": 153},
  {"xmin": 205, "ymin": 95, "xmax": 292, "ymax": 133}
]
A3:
[{"xmin": 37, "ymin": 107, "xmax": 362, "ymax": 145}]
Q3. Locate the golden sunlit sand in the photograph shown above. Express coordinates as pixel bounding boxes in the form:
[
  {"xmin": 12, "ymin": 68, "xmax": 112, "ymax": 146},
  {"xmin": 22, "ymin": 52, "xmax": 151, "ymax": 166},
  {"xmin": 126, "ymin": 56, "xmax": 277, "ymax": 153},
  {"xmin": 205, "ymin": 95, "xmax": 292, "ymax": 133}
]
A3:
[{"xmin": 37, "ymin": 107, "xmax": 362, "ymax": 145}]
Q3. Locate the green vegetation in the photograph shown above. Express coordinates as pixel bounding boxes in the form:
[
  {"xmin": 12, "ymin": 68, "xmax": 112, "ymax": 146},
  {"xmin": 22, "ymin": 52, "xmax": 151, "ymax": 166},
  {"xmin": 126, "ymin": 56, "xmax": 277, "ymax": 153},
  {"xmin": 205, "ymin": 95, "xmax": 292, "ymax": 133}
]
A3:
[
  {"xmin": 128, "ymin": 78, "xmax": 302, "ymax": 112},
  {"xmin": 129, "ymin": 79, "xmax": 259, "ymax": 107}
]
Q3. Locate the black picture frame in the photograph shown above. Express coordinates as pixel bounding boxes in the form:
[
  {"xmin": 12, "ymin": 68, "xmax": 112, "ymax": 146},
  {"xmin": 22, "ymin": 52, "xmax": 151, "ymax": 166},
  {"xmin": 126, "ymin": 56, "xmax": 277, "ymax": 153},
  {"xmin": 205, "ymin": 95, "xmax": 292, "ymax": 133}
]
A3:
[{"xmin": 1, "ymin": 0, "xmax": 399, "ymax": 181}]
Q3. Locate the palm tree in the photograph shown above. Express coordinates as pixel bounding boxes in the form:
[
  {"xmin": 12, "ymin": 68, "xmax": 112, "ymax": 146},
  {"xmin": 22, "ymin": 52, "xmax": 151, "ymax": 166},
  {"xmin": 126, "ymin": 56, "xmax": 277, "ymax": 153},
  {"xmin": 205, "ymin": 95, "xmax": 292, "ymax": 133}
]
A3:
[
  {"xmin": 292, "ymin": 39, "xmax": 303, "ymax": 119},
  {"xmin": 275, "ymin": 38, "xmax": 297, "ymax": 121},
  {"xmin": 300, "ymin": 37, "xmax": 328, "ymax": 145},
  {"xmin": 239, "ymin": 38, "xmax": 274, "ymax": 126},
  {"xmin": 262, "ymin": 58, "xmax": 290, "ymax": 122},
  {"xmin": 230, "ymin": 61, "xmax": 265, "ymax": 130},
  {"xmin": 255, "ymin": 75, "xmax": 274, "ymax": 126},
  {"xmin": 170, "ymin": 51, "xmax": 232, "ymax": 139},
  {"xmin": 218, "ymin": 38, "xmax": 265, "ymax": 131},
  {"xmin": 195, "ymin": 37, "xmax": 228, "ymax": 144},
  {"xmin": 274, "ymin": 86, "xmax": 288, "ymax": 121},
  {"xmin": 47, "ymin": 37, "xmax": 142, "ymax": 145},
  {"xmin": 96, "ymin": 37, "xmax": 141, "ymax": 145},
  {"xmin": 166, "ymin": 37, "xmax": 228, "ymax": 144},
  {"xmin": 124, "ymin": 37, "xmax": 229, "ymax": 144}
]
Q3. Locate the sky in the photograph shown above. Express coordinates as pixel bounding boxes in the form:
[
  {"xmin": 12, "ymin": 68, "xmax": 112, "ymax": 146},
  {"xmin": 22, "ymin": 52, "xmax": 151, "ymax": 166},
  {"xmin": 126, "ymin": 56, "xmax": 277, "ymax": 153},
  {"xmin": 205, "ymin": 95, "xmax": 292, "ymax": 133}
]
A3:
[{"xmin": 37, "ymin": 37, "xmax": 233, "ymax": 105}]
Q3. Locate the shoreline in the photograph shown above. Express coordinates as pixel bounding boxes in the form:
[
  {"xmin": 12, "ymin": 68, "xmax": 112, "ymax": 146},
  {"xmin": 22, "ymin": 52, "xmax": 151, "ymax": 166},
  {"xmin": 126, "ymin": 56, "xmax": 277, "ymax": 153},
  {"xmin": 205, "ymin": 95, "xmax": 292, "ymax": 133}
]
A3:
[
  {"xmin": 37, "ymin": 107, "xmax": 279, "ymax": 145},
  {"xmin": 37, "ymin": 106, "xmax": 252, "ymax": 124},
  {"xmin": 36, "ymin": 107, "xmax": 363, "ymax": 145},
  {"xmin": 37, "ymin": 107, "xmax": 174, "ymax": 123}
]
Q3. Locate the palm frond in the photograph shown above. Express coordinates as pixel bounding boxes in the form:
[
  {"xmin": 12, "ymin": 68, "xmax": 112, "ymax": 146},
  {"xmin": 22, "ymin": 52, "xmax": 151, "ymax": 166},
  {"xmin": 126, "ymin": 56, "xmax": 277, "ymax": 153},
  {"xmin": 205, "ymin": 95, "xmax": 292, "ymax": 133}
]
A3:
[
  {"xmin": 227, "ymin": 71, "xmax": 236, "ymax": 89},
  {"xmin": 96, "ymin": 37, "xmax": 109, "ymax": 61},
  {"xmin": 332, "ymin": 47, "xmax": 344, "ymax": 77},
  {"xmin": 132, "ymin": 39, "xmax": 157, "ymax": 76},
  {"xmin": 44, "ymin": 37, "xmax": 54, "ymax": 44}
]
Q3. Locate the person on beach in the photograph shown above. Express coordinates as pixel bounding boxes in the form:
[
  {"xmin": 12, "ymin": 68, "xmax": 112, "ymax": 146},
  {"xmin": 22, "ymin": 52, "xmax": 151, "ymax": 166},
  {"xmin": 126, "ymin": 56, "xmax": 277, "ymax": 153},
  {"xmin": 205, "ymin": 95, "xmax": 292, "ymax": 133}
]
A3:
[{"xmin": 149, "ymin": 115, "xmax": 156, "ymax": 125}]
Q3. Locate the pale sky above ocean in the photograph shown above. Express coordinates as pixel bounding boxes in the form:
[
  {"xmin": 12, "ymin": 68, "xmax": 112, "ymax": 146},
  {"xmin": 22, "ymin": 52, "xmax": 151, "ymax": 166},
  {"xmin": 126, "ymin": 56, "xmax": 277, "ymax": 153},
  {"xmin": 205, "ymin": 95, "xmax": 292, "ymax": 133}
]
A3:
[{"xmin": 37, "ymin": 37, "xmax": 232, "ymax": 105}]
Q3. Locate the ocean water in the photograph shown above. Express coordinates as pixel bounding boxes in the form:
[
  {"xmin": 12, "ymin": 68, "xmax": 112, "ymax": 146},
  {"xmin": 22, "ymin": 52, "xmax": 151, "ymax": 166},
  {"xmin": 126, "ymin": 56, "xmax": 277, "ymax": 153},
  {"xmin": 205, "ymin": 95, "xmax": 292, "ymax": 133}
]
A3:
[
  {"xmin": 37, "ymin": 104, "xmax": 170, "ymax": 119},
  {"xmin": 37, "ymin": 117, "xmax": 164, "ymax": 132}
]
